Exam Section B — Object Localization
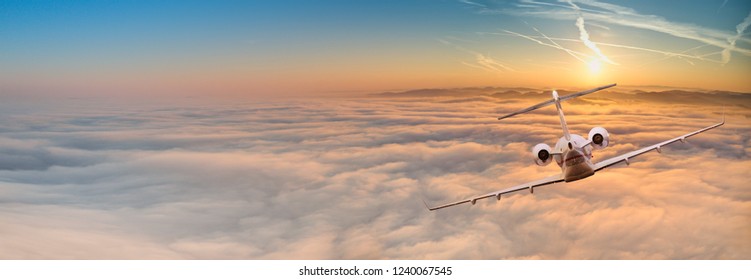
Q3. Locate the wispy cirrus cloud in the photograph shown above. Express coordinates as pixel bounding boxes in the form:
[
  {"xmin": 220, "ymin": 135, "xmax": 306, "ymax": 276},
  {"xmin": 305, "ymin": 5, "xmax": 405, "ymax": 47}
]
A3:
[
  {"xmin": 496, "ymin": 29, "xmax": 590, "ymax": 64},
  {"xmin": 466, "ymin": 0, "xmax": 751, "ymax": 65},
  {"xmin": 459, "ymin": 0, "xmax": 487, "ymax": 8},
  {"xmin": 481, "ymin": 32, "xmax": 724, "ymax": 65},
  {"xmin": 464, "ymin": 53, "xmax": 517, "ymax": 72},
  {"xmin": 439, "ymin": 38, "xmax": 517, "ymax": 73}
]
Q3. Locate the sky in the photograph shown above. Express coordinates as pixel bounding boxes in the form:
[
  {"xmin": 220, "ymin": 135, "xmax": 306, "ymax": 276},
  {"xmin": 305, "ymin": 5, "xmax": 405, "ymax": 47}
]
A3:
[
  {"xmin": 1, "ymin": 0, "xmax": 750, "ymax": 96},
  {"xmin": 0, "ymin": 1, "xmax": 750, "ymax": 260}
]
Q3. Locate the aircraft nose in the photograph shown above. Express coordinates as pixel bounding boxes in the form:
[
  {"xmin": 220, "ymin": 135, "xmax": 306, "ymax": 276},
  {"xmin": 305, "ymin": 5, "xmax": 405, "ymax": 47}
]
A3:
[
  {"xmin": 565, "ymin": 150, "xmax": 581, "ymax": 159},
  {"xmin": 563, "ymin": 150, "xmax": 585, "ymax": 167}
]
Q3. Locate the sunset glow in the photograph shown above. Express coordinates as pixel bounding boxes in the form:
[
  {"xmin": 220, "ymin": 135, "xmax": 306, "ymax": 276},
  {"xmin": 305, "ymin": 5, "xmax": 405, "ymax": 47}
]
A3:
[
  {"xmin": 1, "ymin": 1, "xmax": 750, "ymax": 97},
  {"xmin": 0, "ymin": 0, "xmax": 749, "ymax": 261},
  {"xmin": 588, "ymin": 59, "xmax": 602, "ymax": 74}
]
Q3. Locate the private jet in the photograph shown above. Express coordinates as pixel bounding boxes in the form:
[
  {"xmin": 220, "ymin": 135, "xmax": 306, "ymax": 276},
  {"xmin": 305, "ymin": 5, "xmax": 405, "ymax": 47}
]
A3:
[{"xmin": 424, "ymin": 83, "xmax": 724, "ymax": 211}]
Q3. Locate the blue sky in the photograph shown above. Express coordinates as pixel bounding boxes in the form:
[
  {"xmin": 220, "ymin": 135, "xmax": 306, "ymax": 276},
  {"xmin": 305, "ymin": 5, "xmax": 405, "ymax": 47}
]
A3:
[{"xmin": 1, "ymin": 0, "xmax": 750, "ymax": 96}]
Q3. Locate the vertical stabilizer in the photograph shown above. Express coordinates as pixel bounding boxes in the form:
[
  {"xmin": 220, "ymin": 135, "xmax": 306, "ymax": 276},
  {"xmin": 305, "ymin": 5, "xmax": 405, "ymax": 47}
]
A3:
[{"xmin": 552, "ymin": 90, "xmax": 571, "ymax": 141}]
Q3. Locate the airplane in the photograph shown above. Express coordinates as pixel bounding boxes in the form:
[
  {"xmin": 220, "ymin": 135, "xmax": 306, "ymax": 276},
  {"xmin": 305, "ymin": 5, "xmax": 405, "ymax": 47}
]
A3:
[{"xmin": 424, "ymin": 83, "xmax": 724, "ymax": 211}]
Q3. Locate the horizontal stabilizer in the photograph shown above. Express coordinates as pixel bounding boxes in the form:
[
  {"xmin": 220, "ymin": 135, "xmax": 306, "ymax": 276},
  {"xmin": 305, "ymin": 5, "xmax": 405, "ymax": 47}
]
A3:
[{"xmin": 498, "ymin": 83, "xmax": 616, "ymax": 120}]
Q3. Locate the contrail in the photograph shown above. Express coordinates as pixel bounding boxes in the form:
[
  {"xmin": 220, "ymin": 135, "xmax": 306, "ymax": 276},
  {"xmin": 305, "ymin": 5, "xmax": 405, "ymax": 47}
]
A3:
[
  {"xmin": 575, "ymin": 17, "xmax": 618, "ymax": 65},
  {"xmin": 459, "ymin": 0, "xmax": 486, "ymax": 8},
  {"xmin": 721, "ymin": 11, "xmax": 751, "ymax": 65},
  {"xmin": 496, "ymin": 0, "xmax": 751, "ymax": 62},
  {"xmin": 717, "ymin": 0, "xmax": 728, "ymax": 14},
  {"xmin": 501, "ymin": 29, "xmax": 590, "ymax": 63},
  {"xmin": 461, "ymin": 54, "xmax": 516, "ymax": 73},
  {"xmin": 439, "ymin": 38, "xmax": 516, "ymax": 73},
  {"xmin": 484, "ymin": 31, "xmax": 723, "ymax": 64},
  {"xmin": 638, "ymin": 44, "xmax": 716, "ymax": 67},
  {"xmin": 473, "ymin": 53, "xmax": 516, "ymax": 72},
  {"xmin": 567, "ymin": 0, "xmax": 618, "ymax": 65},
  {"xmin": 530, "ymin": 25, "xmax": 590, "ymax": 63}
]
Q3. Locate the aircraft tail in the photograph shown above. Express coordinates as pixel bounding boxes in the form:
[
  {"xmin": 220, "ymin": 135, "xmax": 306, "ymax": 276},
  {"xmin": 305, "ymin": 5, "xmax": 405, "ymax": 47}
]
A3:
[{"xmin": 552, "ymin": 90, "xmax": 571, "ymax": 141}]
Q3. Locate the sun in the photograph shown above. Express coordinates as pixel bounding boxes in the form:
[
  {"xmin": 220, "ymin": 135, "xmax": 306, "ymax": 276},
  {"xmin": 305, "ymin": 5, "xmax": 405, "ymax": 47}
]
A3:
[{"xmin": 588, "ymin": 58, "xmax": 602, "ymax": 74}]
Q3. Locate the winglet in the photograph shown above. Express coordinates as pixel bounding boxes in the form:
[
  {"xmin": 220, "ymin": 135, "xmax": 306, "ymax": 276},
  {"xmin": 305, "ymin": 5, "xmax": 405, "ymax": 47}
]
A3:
[{"xmin": 422, "ymin": 199, "xmax": 434, "ymax": 211}]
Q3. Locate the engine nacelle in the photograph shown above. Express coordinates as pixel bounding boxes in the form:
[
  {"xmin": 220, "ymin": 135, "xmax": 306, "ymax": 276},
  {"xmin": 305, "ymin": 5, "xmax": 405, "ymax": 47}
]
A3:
[
  {"xmin": 532, "ymin": 143, "xmax": 553, "ymax": 166},
  {"xmin": 588, "ymin": 127, "xmax": 609, "ymax": 150}
]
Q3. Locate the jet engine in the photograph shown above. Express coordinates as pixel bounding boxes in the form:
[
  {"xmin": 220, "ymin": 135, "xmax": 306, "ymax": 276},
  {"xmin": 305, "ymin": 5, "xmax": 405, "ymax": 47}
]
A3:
[
  {"xmin": 588, "ymin": 127, "xmax": 609, "ymax": 149},
  {"xmin": 532, "ymin": 143, "xmax": 553, "ymax": 166}
]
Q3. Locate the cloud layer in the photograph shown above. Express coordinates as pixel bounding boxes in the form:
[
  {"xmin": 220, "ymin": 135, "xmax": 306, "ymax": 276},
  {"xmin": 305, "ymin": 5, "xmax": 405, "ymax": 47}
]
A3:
[{"xmin": 0, "ymin": 88, "xmax": 749, "ymax": 259}]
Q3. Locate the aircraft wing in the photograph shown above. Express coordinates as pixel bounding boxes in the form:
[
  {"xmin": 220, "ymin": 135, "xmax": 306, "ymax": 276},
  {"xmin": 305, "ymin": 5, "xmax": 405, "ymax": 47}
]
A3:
[
  {"xmin": 424, "ymin": 173, "xmax": 564, "ymax": 211},
  {"xmin": 425, "ymin": 118, "xmax": 723, "ymax": 211},
  {"xmin": 594, "ymin": 119, "xmax": 725, "ymax": 172}
]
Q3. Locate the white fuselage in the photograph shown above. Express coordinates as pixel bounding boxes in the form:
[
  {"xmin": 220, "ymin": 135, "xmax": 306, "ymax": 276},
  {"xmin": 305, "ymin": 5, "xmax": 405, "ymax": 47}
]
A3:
[{"xmin": 553, "ymin": 134, "xmax": 595, "ymax": 182}]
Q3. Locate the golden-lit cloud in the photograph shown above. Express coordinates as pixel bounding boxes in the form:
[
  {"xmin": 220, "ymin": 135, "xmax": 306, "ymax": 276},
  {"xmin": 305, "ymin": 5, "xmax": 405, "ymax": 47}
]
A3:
[{"xmin": 0, "ymin": 87, "xmax": 748, "ymax": 259}]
